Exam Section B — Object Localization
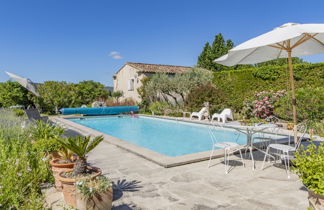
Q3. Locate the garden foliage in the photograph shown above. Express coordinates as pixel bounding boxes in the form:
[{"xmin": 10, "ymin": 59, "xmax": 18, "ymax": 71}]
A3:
[
  {"xmin": 142, "ymin": 67, "xmax": 212, "ymax": 107},
  {"xmin": 293, "ymin": 141, "xmax": 324, "ymax": 195},
  {"xmin": 0, "ymin": 109, "xmax": 63, "ymax": 209},
  {"xmin": 213, "ymin": 63, "xmax": 324, "ymax": 111},
  {"xmin": 274, "ymin": 87, "xmax": 324, "ymax": 122},
  {"xmin": 185, "ymin": 85, "xmax": 227, "ymax": 113}
]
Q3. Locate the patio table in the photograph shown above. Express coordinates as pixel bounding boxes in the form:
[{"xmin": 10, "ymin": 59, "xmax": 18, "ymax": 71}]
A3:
[{"xmin": 229, "ymin": 124, "xmax": 277, "ymax": 170}]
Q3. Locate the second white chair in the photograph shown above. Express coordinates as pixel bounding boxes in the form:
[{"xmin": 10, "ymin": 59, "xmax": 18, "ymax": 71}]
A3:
[{"xmin": 212, "ymin": 108, "xmax": 233, "ymax": 123}]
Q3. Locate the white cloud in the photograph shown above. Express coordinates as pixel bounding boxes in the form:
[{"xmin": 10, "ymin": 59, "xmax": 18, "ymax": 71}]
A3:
[{"xmin": 108, "ymin": 51, "xmax": 122, "ymax": 60}]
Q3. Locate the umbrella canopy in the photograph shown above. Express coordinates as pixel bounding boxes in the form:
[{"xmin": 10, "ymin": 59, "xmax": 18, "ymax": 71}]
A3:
[
  {"xmin": 215, "ymin": 23, "xmax": 324, "ymax": 66},
  {"xmin": 5, "ymin": 71, "xmax": 40, "ymax": 97},
  {"xmin": 214, "ymin": 23, "xmax": 324, "ymax": 142}
]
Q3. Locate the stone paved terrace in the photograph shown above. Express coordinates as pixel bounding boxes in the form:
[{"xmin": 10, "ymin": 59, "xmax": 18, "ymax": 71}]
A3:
[{"xmin": 46, "ymin": 138, "xmax": 309, "ymax": 210}]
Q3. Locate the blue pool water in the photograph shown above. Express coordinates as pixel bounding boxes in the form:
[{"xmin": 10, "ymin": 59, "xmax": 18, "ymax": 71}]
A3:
[{"xmin": 69, "ymin": 116, "xmax": 286, "ymax": 157}]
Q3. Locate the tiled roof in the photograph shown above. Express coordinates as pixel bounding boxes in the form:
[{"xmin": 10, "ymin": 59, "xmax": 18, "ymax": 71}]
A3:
[{"xmin": 126, "ymin": 62, "xmax": 192, "ymax": 74}]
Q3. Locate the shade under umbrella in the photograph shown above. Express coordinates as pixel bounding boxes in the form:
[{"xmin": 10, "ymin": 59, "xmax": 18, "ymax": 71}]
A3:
[
  {"xmin": 214, "ymin": 23, "xmax": 324, "ymax": 142},
  {"xmin": 5, "ymin": 71, "xmax": 40, "ymax": 97}
]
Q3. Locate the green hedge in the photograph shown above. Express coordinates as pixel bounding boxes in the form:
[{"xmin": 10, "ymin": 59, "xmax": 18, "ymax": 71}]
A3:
[{"xmin": 213, "ymin": 63, "xmax": 324, "ymax": 111}]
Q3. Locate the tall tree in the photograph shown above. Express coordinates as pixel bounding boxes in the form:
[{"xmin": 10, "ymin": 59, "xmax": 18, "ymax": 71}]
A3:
[{"xmin": 197, "ymin": 33, "xmax": 234, "ymax": 71}]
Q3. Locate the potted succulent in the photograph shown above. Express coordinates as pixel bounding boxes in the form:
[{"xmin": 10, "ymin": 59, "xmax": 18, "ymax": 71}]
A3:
[
  {"xmin": 57, "ymin": 135, "xmax": 104, "ymax": 208},
  {"xmin": 50, "ymin": 147, "xmax": 75, "ymax": 191},
  {"xmin": 293, "ymin": 141, "xmax": 324, "ymax": 209},
  {"xmin": 76, "ymin": 175, "xmax": 113, "ymax": 210}
]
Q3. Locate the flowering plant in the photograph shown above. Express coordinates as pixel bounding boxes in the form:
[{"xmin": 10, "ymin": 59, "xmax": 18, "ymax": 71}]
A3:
[
  {"xmin": 246, "ymin": 90, "xmax": 286, "ymax": 119},
  {"xmin": 76, "ymin": 175, "xmax": 113, "ymax": 199}
]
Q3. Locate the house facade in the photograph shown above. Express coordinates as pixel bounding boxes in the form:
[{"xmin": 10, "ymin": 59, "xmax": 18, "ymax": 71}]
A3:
[{"xmin": 113, "ymin": 62, "xmax": 191, "ymax": 102}]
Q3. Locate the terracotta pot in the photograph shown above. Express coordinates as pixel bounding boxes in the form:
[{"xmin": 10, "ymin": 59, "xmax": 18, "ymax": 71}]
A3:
[
  {"xmin": 50, "ymin": 159, "xmax": 74, "ymax": 192},
  {"xmin": 58, "ymin": 167, "xmax": 102, "ymax": 208},
  {"xmin": 308, "ymin": 190, "xmax": 324, "ymax": 210},
  {"xmin": 76, "ymin": 187, "xmax": 113, "ymax": 210},
  {"xmin": 287, "ymin": 123, "xmax": 294, "ymax": 130}
]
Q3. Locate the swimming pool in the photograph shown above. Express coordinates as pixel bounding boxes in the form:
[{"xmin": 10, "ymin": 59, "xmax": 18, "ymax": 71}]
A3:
[{"xmin": 69, "ymin": 116, "xmax": 287, "ymax": 157}]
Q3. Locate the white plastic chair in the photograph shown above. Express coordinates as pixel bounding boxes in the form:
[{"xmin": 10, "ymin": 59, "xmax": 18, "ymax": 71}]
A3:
[
  {"xmin": 190, "ymin": 107, "xmax": 208, "ymax": 121},
  {"xmin": 261, "ymin": 122, "xmax": 307, "ymax": 178},
  {"xmin": 211, "ymin": 108, "xmax": 233, "ymax": 123},
  {"xmin": 208, "ymin": 122, "xmax": 245, "ymax": 174}
]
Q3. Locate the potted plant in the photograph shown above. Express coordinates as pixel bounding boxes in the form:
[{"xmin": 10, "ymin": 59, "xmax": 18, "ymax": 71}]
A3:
[
  {"xmin": 49, "ymin": 147, "xmax": 75, "ymax": 191},
  {"xmin": 293, "ymin": 141, "xmax": 324, "ymax": 209},
  {"xmin": 76, "ymin": 175, "xmax": 113, "ymax": 210},
  {"xmin": 57, "ymin": 135, "xmax": 104, "ymax": 208}
]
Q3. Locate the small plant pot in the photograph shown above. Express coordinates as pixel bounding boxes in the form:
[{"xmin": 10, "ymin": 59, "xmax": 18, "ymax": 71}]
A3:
[
  {"xmin": 76, "ymin": 187, "xmax": 113, "ymax": 210},
  {"xmin": 308, "ymin": 190, "xmax": 324, "ymax": 210},
  {"xmin": 58, "ymin": 167, "xmax": 102, "ymax": 208},
  {"xmin": 50, "ymin": 159, "xmax": 74, "ymax": 192}
]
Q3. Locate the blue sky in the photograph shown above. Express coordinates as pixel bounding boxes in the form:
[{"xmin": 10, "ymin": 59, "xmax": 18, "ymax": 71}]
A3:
[{"xmin": 0, "ymin": 0, "xmax": 324, "ymax": 86}]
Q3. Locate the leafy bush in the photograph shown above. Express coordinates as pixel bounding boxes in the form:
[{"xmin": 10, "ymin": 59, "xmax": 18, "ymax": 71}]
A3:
[
  {"xmin": 0, "ymin": 110, "xmax": 52, "ymax": 208},
  {"xmin": 293, "ymin": 141, "xmax": 324, "ymax": 195},
  {"xmin": 274, "ymin": 87, "xmax": 324, "ymax": 122},
  {"xmin": 13, "ymin": 108, "xmax": 25, "ymax": 117},
  {"xmin": 309, "ymin": 121, "xmax": 324, "ymax": 137},
  {"xmin": 185, "ymin": 84, "xmax": 227, "ymax": 114},
  {"xmin": 148, "ymin": 101, "xmax": 170, "ymax": 115},
  {"xmin": 252, "ymin": 65, "xmax": 281, "ymax": 80},
  {"xmin": 213, "ymin": 63, "xmax": 324, "ymax": 111},
  {"xmin": 243, "ymin": 90, "xmax": 286, "ymax": 119},
  {"xmin": 29, "ymin": 120, "xmax": 65, "ymax": 155},
  {"xmin": 0, "ymin": 81, "xmax": 33, "ymax": 108}
]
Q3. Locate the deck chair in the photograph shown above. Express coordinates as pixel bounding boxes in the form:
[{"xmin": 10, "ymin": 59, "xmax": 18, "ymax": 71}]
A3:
[
  {"xmin": 211, "ymin": 108, "xmax": 233, "ymax": 123},
  {"xmin": 190, "ymin": 107, "xmax": 208, "ymax": 121},
  {"xmin": 25, "ymin": 108, "xmax": 48, "ymax": 122}
]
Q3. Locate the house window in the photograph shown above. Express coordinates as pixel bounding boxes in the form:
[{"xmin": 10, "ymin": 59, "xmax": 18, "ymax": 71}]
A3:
[{"xmin": 128, "ymin": 78, "xmax": 135, "ymax": 91}]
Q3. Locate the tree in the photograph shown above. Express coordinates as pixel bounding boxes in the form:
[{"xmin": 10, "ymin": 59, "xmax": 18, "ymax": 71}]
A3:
[
  {"xmin": 143, "ymin": 68, "xmax": 213, "ymax": 105},
  {"xmin": 197, "ymin": 33, "xmax": 234, "ymax": 71},
  {"xmin": 33, "ymin": 81, "xmax": 73, "ymax": 113},
  {"xmin": 112, "ymin": 91, "xmax": 123, "ymax": 103},
  {"xmin": 0, "ymin": 81, "xmax": 33, "ymax": 107},
  {"xmin": 74, "ymin": 80, "xmax": 110, "ymax": 105}
]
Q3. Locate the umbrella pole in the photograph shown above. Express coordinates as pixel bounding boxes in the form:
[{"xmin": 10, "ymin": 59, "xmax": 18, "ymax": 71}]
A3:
[{"xmin": 287, "ymin": 50, "xmax": 298, "ymax": 143}]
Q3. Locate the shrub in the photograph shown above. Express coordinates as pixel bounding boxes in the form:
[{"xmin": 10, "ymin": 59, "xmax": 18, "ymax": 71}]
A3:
[
  {"xmin": 29, "ymin": 120, "xmax": 65, "ymax": 156},
  {"xmin": 185, "ymin": 84, "xmax": 227, "ymax": 114},
  {"xmin": 293, "ymin": 141, "xmax": 324, "ymax": 195},
  {"xmin": 148, "ymin": 101, "xmax": 170, "ymax": 115},
  {"xmin": 243, "ymin": 90, "xmax": 286, "ymax": 119},
  {"xmin": 213, "ymin": 63, "xmax": 324, "ymax": 111},
  {"xmin": 13, "ymin": 108, "xmax": 25, "ymax": 117},
  {"xmin": 274, "ymin": 87, "xmax": 324, "ymax": 122},
  {"xmin": 0, "ymin": 110, "xmax": 52, "ymax": 208}
]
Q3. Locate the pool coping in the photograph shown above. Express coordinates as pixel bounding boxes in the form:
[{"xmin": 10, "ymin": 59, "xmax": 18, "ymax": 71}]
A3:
[{"xmin": 51, "ymin": 114, "xmax": 311, "ymax": 168}]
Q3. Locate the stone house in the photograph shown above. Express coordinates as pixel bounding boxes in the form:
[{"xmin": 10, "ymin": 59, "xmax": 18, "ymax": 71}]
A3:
[{"xmin": 113, "ymin": 62, "xmax": 191, "ymax": 102}]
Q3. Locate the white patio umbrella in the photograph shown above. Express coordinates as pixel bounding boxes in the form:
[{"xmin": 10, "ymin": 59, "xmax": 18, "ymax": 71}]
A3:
[
  {"xmin": 214, "ymin": 23, "xmax": 324, "ymax": 142},
  {"xmin": 5, "ymin": 71, "xmax": 40, "ymax": 97}
]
